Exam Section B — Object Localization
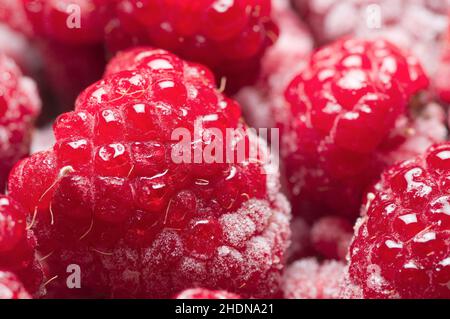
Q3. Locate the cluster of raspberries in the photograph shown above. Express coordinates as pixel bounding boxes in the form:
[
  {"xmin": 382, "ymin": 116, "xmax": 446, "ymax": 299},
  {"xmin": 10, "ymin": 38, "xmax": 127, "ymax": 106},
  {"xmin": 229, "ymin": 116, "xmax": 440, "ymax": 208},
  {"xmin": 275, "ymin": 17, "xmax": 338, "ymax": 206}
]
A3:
[{"xmin": 0, "ymin": 0, "xmax": 449, "ymax": 299}]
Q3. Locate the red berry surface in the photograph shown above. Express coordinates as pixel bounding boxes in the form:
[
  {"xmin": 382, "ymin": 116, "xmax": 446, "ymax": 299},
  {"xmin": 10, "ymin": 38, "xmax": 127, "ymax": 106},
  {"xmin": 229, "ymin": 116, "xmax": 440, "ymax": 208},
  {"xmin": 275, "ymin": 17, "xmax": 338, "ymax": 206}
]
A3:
[
  {"xmin": 18, "ymin": 0, "xmax": 278, "ymax": 93},
  {"xmin": 277, "ymin": 37, "xmax": 443, "ymax": 220},
  {"xmin": 348, "ymin": 143, "xmax": 450, "ymax": 298},
  {"xmin": 0, "ymin": 54, "xmax": 40, "ymax": 188},
  {"xmin": 8, "ymin": 47, "xmax": 290, "ymax": 298},
  {"xmin": 175, "ymin": 288, "xmax": 240, "ymax": 299},
  {"xmin": 0, "ymin": 195, "xmax": 43, "ymax": 295},
  {"xmin": 0, "ymin": 271, "xmax": 31, "ymax": 299},
  {"xmin": 282, "ymin": 258, "xmax": 346, "ymax": 299}
]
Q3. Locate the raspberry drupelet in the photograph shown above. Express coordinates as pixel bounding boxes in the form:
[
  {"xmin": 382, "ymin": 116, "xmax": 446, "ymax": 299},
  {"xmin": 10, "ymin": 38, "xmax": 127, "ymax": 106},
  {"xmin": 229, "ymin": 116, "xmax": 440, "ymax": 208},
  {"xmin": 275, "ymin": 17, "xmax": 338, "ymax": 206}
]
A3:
[
  {"xmin": 348, "ymin": 143, "xmax": 450, "ymax": 299},
  {"xmin": 277, "ymin": 37, "xmax": 446, "ymax": 221},
  {"xmin": 0, "ymin": 54, "xmax": 40, "ymax": 189},
  {"xmin": 175, "ymin": 288, "xmax": 240, "ymax": 299},
  {"xmin": 0, "ymin": 195, "xmax": 43, "ymax": 296},
  {"xmin": 8, "ymin": 47, "xmax": 291, "ymax": 298},
  {"xmin": 0, "ymin": 271, "xmax": 31, "ymax": 299}
]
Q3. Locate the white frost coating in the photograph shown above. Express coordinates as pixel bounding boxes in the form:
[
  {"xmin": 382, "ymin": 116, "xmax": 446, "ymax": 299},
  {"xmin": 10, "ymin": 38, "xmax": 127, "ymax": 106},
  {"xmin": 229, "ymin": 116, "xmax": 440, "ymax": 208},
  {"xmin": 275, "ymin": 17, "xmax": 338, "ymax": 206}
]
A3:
[
  {"xmin": 220, "ymin": 212, "xmax": 256, "ymax": 248},
  {"xmin": 282, "ymin": 258, "xmax": 346, "ymax": 299}
]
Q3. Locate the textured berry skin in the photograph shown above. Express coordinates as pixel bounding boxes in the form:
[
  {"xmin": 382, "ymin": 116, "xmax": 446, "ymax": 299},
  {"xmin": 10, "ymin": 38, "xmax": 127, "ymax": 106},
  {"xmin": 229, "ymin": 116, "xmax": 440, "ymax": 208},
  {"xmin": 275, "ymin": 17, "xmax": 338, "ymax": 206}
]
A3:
[
  {"xmin": 8, "ymin": 47, "xmax": 290, "ymax": 298},
  {"xmin": 109, "ymin": 0, "xmax": 278, "ymax": 92},
  {"xmin": 0, "ymin": 271, "xmax": 31, "ymax": 299},
  {"xmin": 282, "ymin": 258, "xmax": 346, "ymax": 299},
  {"xmin": 19, "ymin": 0, "xmax": 278, "ymax": 93},
  {"xmin": 349, "ymin": 143, "xmax": 450, "ymax": 298},
  {"xmin": 0, "ymin": 54, "xmax": 40, "ymax": 189},
  {"xmin": 175, "ymin": 288, "xmax": 240, "ymax": 299},
  {"xmin": 0, "ymin": 195, "xmax": 43, "ymax": 295},
  {"xmin": 278, "ymin": 38, "xmax": 437, "ymax": 220}
]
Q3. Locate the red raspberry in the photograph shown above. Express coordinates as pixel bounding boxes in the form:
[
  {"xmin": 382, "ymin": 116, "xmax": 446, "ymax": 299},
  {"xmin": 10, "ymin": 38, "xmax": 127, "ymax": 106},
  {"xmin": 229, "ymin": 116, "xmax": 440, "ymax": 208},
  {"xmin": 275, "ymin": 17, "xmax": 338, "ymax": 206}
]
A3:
[
  {"xmin": 8, "ymin": 47, "xmax": 291, "ymax": 298},
  {"xmin": 348, "ymin": 143, "xmax": 450, "ymax": 298},
  {"xmin": 311, "ymin": 216, "xmax": 353, "ymax": 261},
  {"xmin": 0, "ymin": 271, "xmax": 31, "ymax": 299},
  {"xmin": 282, "ymin": 258, "xmax": 346, "ymax": 299},
  {"xmin": 175, "ymin": 288, "xmax": 240, "ymax": 299},
  {"xmin": 0, "ymin": 195, "xmax": 43, "ymax": 295},
  {"xmin": 107, "ymin": 0, "xmax": 278, "ymax": 92},
  {"xmin": 0, "ymin": 54, "xmax": 40, "ymax": 188},
  {"xmin": 18, "ymin": 0, "xmax": 278, "ymax": 93},
  {"xmin": 277, "ymin": 38, "xmax": 444, "ymax": 220},
  {"xmin": 293, "ymin": 0, "xmax": 448, "ymax": 93}
]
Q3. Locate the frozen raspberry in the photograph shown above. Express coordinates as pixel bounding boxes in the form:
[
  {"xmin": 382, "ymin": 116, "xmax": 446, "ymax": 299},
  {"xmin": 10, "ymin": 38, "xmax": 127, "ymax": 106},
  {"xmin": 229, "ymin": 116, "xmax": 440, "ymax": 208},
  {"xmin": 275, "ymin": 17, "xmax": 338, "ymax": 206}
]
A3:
[
  {"xmin": 0, "ymin": 54, "xmax": 40, "ymax": 188},
  {"xmin": 282, "ymin": 258, "xmax": 346, "ymax": 299},
  {"xmin": 0, "ymin": 195, "xmax": 43, "ymax": 295},
  {"xmin": 277, "ymin": 38, "xmax": 445, "ymax": 220},
  {"xmin": 348, "ymin": 143, "xmax": 450, "ymax": 298},
  {"xmin": 175, "ymin": 288, "xmax": 240, "ymax": 299},
  {"xmin": 311, "ymin": 217, "xmax": 353, "ymax": 261},
  {"xmin": 0, "ymin": 271, "xmax": 31, "ymax": 299},
  {"xmin": 293, "ymin": 0, "xmax": 448, "ymax": 85},
  {"xmin": 8, "ymin": 47, "xmax": 291, "ymax": 298},
  {"xmin": 236, "ymin": 0, "xmax": 313, "ymax": 128}
]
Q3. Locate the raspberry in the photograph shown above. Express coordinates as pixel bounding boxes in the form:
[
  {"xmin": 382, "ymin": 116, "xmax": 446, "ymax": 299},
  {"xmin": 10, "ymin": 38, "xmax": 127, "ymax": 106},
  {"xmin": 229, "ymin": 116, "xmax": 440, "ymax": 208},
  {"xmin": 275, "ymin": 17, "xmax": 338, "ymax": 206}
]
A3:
[
  {"xmin": 0, "ymin": 195, "xmax": 43, "ymax": 295},
  {"xmin": 311, "ymin": 216, "xmax": 353, "ymax": 261},
  {"xmin": 277, "ymin": 38, "xmax": 445, "ymax": 220},
  {"xmin": 8, "ymin": 47, "xmax": 291, "ymax": 298},
  {"xmin": 348, "ymin": 143, "xmax": 450, "ymax": 298},
  {"xmin": 175, "ymin": 288, "xmax": 240, "ymax": 299},
  {"xmin": 0, "ymin": 271, "xmax": 31, "ymax": 299},
  {"xmin": 282, "ymin": 258, "xmax": 346, "ymax": 299},
  {"xmin": 293, "ymin": 0, "xmax": 448, "ymax": 92},
  {"xmin": 18, "ymin": 0, "xmax": 278, "ymax": 93},
  {"xmin": 109, "ymin": 0, "xmax": 278, "ymax": 92},
  {"xmin": 0, "ymin": 54, "xmax": 40, "ymax": 188},
  {"xmin": 236, "ymin": 0, "xmax": 313, "ymax": 129}
]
